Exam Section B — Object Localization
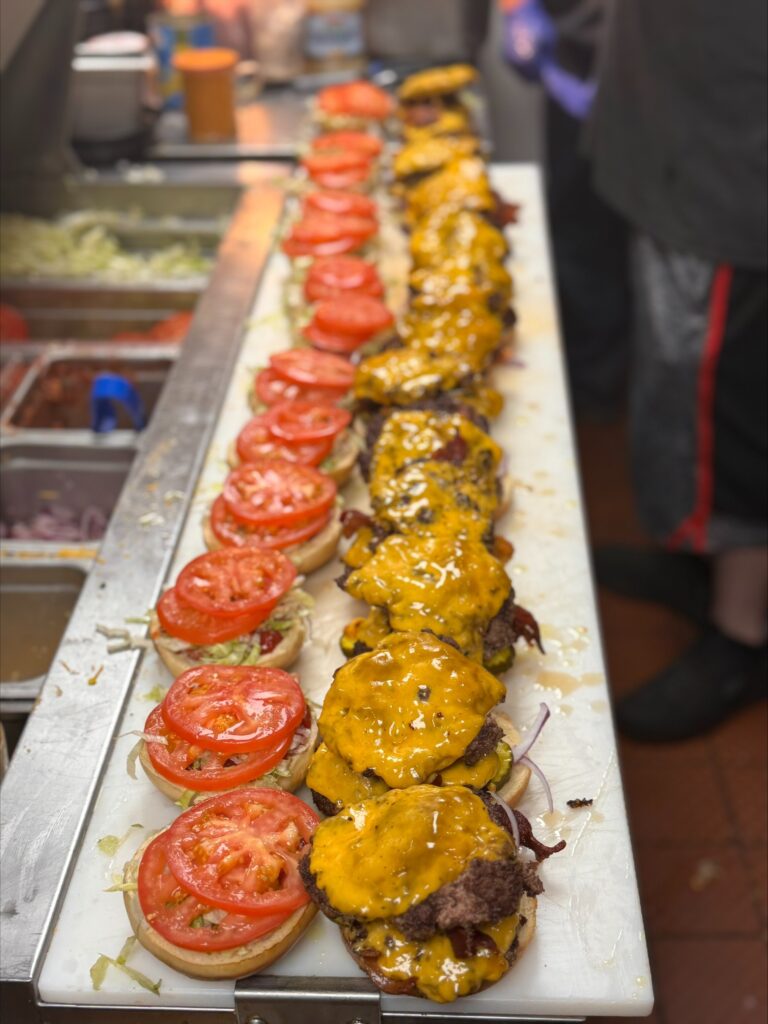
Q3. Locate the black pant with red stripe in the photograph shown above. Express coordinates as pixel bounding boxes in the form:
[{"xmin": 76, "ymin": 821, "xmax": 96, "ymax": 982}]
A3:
[{"xmin": 630, "ymin": 234, "xmax": 768, "ymax": 553}]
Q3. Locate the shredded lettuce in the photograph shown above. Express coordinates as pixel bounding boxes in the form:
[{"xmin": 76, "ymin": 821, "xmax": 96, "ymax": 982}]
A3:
[
  {"xmin": 1, "ymin": 213, "xmax": 211, "ymax": 283},
  {"xmin": 103, "ymin": 881, "xmax": 138, "ymax": 893},
  {"xmin": 175, "ymin": 789, "xmax": 196, "ymax": 810},
  {"xmin": 141, "ymin": 684, "xmax": 168, "ymax": 703},
  {"xmin": 197, "ymin": 638, "xmax": 263, "ymax": 666},
  {"xmin": 97, "ymin": 824, "xmax": 142, "ymax": 856},
  {"xmin": 90, "ymin": 936, "xmax": 161, "ymax": 995}
]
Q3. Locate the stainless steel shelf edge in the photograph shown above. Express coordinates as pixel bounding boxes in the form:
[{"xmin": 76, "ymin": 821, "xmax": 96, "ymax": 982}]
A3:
[{"xmin": 0, "ymin": 165, "xmax": 289, "ymax": 1016}]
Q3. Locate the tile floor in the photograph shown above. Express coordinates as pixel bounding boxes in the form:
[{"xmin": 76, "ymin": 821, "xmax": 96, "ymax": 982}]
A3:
[{"xmin": 576, "ymin": 420, "xmax": 768, "ymax": 1024}]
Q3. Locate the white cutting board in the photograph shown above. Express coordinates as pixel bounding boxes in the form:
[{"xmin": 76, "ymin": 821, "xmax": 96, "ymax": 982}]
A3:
[{"xmin": 38, "ymin": 165, "xmax": 653, "ymax": 1018}]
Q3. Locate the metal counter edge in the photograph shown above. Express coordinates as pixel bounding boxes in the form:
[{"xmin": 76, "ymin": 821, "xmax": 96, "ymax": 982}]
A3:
[{"xmin": 0, "ymin": 163, "xmax": 289, "ymax": 1021}]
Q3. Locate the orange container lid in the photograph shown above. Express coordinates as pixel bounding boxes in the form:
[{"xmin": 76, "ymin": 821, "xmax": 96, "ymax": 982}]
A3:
[{"xmin": 173, "ymin": 48, "xmax": 238, "ymax": 73}]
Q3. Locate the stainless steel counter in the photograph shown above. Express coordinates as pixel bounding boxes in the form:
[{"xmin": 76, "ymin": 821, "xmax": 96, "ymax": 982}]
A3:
[{"xmin": 0, "ymin": 161, "xmax": 288, "ymax": 1021}]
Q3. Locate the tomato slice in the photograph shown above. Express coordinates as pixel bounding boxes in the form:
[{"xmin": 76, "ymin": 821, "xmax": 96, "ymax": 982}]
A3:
[
  {"xmin": 265, "ymin": 400, "xmax": 351, "ymax": 443},
  {"xmin": 144, "ymin": 705, "xmax": 293, "ymax": 792},
  {"xmin": 270, "ymin": 349, "xmax": 354, "ymax": 390},
  {"xmin": 236, "ymin": 414, "xmax": 333, "ymax": 467},
  {"xmin": 162, "ymin": 666, "xmax": 305, "ymax": 753},
  {"xmin": 289, "ymin": 213, "xmax": 377, "ymax": 245},
  {"xmin": 315, "ymin": 294, "xmax": 394, "ymax": 338},
  {"xmin": 223, "ymin": 460, "xmax": 337, "ymax": 527},
  {"xmin": 304, "ymin": 256, "xmax": 383, "ymax": 303},
  {"xmin": 157, "ymin": 587, "xmax": 270, "ymax": 646},
  {"xmin": 312, "ymin": 131, "xmax": 383, "ymax": 157},
  {"xmin": 302, "ymin": 150, "xmax": 371, "ymax": 176},
  {"xmin": 210, "ymin": 494, "xmax": 330, "ymax": 550},
  {"xmin": 176, "ymin": 548, "xmax": 297, "ymax": 619},
  {"xmin": 307, "ymin": 165, "xmax": 372, "ymax": 190},
  {"xmin": 303, "ymin": 320, "xmax": 369, "ymax": 355},
  {"xmin": 254, "ymin": 367, "xmax": 348, "ymax": 407},
  {"xmin": 318, "ymin": 81, "xmax": 394, "ymax": 121},
  {"xmin": 304, "ymin": 190, "xmax": 378, "ymax": 218},
  {"xmin": 164, "ymin": 788, "xmax": 318, "ymax": 916},
  {"xmin": 138, "ymin": 831, "xmax": 292, "ymax": 952},
  {"xmin": 282, "ymin": 233, "xmax": 366, "ymax": 259}
]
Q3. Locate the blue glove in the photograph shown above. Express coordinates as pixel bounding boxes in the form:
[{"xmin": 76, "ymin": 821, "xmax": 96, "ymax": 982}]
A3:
[
  {"xmin": 503, "ymin": 0, "xmax": 597, "ymax": 119},
  {"xmin": 502, "ymin": 0, "xmax": 557, "ymax": 82},
  {"xmin": 90, "ymin": 373, "xmax": 146, "ymax": 433}
]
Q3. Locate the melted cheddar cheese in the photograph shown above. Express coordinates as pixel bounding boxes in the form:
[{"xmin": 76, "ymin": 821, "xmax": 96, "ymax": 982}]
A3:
[
  {"xmin": 404, "ymin": 314, "xmax": 501, "ymax": 366},
  {"xmin": 406, "ymin": 157, "xmax": 494, "ymax": 221},
  {"xmin": 393, "ymin": 136, "xmax": 477, "ymax": 180},
  {"xmin": 354, "ymin": 348, "xmax": 482, "ymax": 407},
  {"xmin": 371, "ymin": 461, "xmax": 496, "ymax": 539},
  {"xmin": 409, "ymin": 261, "xmax": 513, "ymax": 309},
  {"xmin": 342, "ymin": 524, "xmax": 378, "ymax": 569},
  {"xmin": 398, "ymin": 63, "xmax": 478, "ymax": 103},
  {"xmin": 402, "ymin": 108, "xmax": 472, "ymax": 143},
  {"xmin": 411, "ymin": 209, "xmax": 507, "ymax": 269},
  {"xmin": 349, "ymin": 914, "xmax": 520, "ymax": 1003},
  {"xmin": 309, "ymin": 785, "xmax": 513, "ymax": 918},
  {"xmin": 436, "ymin": 747, "xmax": 500, "ymax": 789},
  {"xmin": 343, "ymin": 531, "xmax": 511, "ymax": 659},
  {"xmin": 370, "ymin": 410, "xmax": 501, "ymax": 485},
  {"xmin": 319, "ymin": 632, "xmax": 505, "ymax": 787},
  {"xmin": 368, "ymin": 412, "xmax": 500, "ymax": 538},
  {"xmin": 306, "ymin": 742, "xmax": 389, "ymax": 808},
  {"xmin": 340, "ymin": 608, "xmax": 391, "ymax": 655}
]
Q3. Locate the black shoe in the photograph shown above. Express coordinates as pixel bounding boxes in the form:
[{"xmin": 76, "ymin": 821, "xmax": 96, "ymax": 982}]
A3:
[
  {"xmin": 593, "ymin": 545, "xmax": 711, "ymax": 626},
  {"xmin": 615, "ymin": 631, "xmax": 766, "ymax": 742}
]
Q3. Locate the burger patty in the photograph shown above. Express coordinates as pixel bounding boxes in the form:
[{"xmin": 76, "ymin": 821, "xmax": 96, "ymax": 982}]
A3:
[
  {"xmin": 392, "ymin": 856, "xmax": 543, "ymax": 941},
  {"xmin": 483, "ymin": 595, "xmax": 544, "ymax": 664},
  {"xmin": 463, "ymin": 715, "xmax": 503, "ymax": 766},
  {"xmin": 299, "ymin": 846, "xmax": 543, "ymax": 943}
]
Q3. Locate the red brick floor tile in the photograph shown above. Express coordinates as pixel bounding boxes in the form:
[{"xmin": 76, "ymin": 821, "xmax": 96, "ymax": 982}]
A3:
[
  {"xmin": 718, "ymin": 763, "xmax": 768, "ymax": 846},
  {"xmin": 651, "ymin": 938, "xmax": 767, "ymax": 1024},
  {"xmin": 712, "ymin": 702, "xmax": 768, "ymax": 769},
  {"xmin": 741, "ymin": 846, "xmax": 768, "ymax": 926},
  {"xmin": 618, "ymin": 743, "xmax": 732, "ymax": 846},
  {"xmin": 598, "ymin": 593, "xmax": 700, "ymax": 702},
  {"xmin": 634, "ymin": 844, "xmax": 762, "ymax": 938}
]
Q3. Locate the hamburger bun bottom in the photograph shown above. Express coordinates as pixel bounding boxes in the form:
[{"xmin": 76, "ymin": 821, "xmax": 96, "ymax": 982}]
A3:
[
  {"xmin": 123, "ymin": 834, "xmax": 317, "ymax": 980},
  {"xmin": 149, "ymin": 612, "xmax": 306, "ymax": 677},
  {"xmin": 338, "ymin": 893, "xmax": 537, "ymax": 998},
  {"xmin": 203, "ymin": 505, "xmax": 343, "ymax": 574},
  {"xmin": 138, "ymin": 712, "xmax": 319, "ymax": 804}
]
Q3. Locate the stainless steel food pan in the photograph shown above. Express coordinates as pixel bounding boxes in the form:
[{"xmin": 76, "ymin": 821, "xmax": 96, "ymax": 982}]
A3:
[
  {"xmin": 0, "ymin": 561, "xmax": 88, "ymax": 714},
  {"xmin": 1, "ymin": 343, "xmax": 176, "ymax": 433},
  {"xmin": 0, "ymin": 285, "xmax": 198, "ymax": 341},
  {"xmin": 0, "ymin": 441, "xmax": 135, "ymax": 552}
]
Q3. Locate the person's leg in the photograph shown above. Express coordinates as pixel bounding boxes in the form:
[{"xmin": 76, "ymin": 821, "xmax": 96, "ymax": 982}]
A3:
[
  {"xmin": 604, "ymin": 238, "xmax": 767, "ymax": 741},
  {"xmin": 711, "ymin": 547, "xmax": 768, "ymax": 647},
  {"xmin": 545, "ymin": 98, "xmax": 631, "ymax": 418}
]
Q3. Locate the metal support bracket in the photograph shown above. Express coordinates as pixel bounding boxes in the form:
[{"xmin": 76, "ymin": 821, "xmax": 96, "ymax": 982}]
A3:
[{"xmin": 235, "ymin": 976, "xmax": 381, "ymax": 1024}]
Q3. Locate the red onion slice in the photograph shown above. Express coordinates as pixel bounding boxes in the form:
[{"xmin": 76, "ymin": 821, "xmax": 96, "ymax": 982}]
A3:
[
  {"xmin": 489, "ymin": 791, "xmax": 520, "ymax": 848},
  {"xmin": 519, "ymin": 755, "xmax": 554, "ymax": 814},
  {"xmin": 511, "ymin": 702, "xmax": 550, "ymax": 763}
]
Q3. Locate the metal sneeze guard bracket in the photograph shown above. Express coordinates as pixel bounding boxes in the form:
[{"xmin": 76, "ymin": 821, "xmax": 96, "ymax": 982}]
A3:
[
  {"xmin": 233, "ymin": 977, "xmax": 585, "ymax": 1024},
  {"xmin": 235, "ymin": 976, "xmax": 381, "ymax": 1024}
]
